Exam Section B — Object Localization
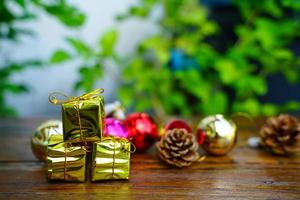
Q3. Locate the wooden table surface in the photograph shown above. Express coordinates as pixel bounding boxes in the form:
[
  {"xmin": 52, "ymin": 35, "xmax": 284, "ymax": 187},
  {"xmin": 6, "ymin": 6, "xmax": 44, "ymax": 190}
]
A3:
[{"xmin": 0, "ymin": 118, "xmax": 299, "ymax": 200}]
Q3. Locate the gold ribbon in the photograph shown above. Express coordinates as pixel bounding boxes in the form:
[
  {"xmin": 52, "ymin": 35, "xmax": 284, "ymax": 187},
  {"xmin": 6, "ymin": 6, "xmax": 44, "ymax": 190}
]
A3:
[
  {"xmin": 63, "ymin": 142, "xmax": 75, "ymax": 180},
  {"xmin": 62, "ymin": 142, "xmax": 88, "ymax": 181},
  {"xmin": 49, "ymin": 88, "xmax": 104, "ymax": 105},
  {"xmin": 112, "ymin": 137, "xmax": 116, "ymax": 179},
  {"xmin": 64, "ymin": 143, "xmax": 67, "ymax": 180},
  {"xmin": 102, "ymin": 137, "xmax": 136, "ymax": 179},
  {"xmin": 74, "ymin": 101, "xmax": 84, "ymax": 143}
]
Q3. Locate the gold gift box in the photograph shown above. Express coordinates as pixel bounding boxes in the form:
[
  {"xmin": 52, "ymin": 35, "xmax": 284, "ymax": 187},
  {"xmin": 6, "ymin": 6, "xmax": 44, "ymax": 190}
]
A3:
[
  {"xmin": 62, "ymin": 94, "xmax": 105, "ymax": 143},
  {"xmin": 91, "ymin": 137, "xmax": 131, "ymax": 181},
  {"xmin": 46, "ymin": 135, "xmax": 86, "ymax": 182}
]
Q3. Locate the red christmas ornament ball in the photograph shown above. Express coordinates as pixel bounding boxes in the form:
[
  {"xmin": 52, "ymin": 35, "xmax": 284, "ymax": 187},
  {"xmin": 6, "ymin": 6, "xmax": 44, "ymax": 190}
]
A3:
[
  {"xmin": 164, "ymin": 119, "xmax": 192, "ymax": 133},
  {"xmin": 124, "ymin": 112, "xmax": 159, "ymax": 151}
]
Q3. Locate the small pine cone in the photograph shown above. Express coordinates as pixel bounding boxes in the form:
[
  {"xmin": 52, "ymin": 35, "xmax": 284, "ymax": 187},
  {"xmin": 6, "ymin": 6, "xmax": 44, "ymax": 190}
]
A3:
[
  {"xmin": 260, "ymin": 114, "xmax": 300, "ymax": 155},
  {"xmin": 156, "ymin": 128, "xmax": 199, "ymax": 167}
]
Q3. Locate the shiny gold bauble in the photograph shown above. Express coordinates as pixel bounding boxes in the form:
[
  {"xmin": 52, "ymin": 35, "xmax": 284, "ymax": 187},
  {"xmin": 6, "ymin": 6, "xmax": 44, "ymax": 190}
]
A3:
[
  {"xmin": 31, "ymin": 120, "xmax": 62, "ymax": 162},
  {"xmin": 197, "ymin": 114, "xmax": 237, "ymax": 156}
]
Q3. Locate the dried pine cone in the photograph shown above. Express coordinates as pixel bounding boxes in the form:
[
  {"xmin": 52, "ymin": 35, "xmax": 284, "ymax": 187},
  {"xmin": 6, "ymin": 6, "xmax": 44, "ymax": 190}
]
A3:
[
  {"xmin": 156, "ymin": 128, "xmax": 199, "ymax": 167},
  {"xmin": 260, "ymin": 114, "xmax": 300, "ymax": 155}
]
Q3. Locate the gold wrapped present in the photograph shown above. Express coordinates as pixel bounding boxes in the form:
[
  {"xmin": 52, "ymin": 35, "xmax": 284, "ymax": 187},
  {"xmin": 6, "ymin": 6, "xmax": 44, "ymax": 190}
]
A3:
[
  {"xmin": 46, "ymin": 134, "xmax": 87, "ymax": 182},
  {"xmin": 49, "ymin": 88, "xmax": 105, "ymax": 143},
  {"xmin": 91, "ymin": 137, "xmax": 133, "ymax": 181}
]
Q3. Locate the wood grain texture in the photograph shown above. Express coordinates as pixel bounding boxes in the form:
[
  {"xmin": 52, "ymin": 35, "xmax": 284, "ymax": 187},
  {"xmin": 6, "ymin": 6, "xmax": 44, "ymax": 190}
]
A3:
[{"xmin": 0, "ymin": 118, "xmax": 299, "ymax": 200}]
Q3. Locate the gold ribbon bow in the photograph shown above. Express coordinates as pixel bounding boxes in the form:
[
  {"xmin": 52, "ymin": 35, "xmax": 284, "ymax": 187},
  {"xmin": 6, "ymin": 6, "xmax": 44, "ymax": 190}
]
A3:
[{"xmin": 49, "ymin": 88, "xmax": 104, "ymax": 105}]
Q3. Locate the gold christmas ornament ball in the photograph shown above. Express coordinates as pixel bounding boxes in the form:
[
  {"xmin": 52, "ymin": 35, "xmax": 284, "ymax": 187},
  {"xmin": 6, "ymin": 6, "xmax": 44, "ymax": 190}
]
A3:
[
  {"xmin": 197, "ymin": 114, "xmax": 237, "ymax": 156},
  {"xmin": 31, "ymin": 120, "xmax": 62, "ymax": 162}
]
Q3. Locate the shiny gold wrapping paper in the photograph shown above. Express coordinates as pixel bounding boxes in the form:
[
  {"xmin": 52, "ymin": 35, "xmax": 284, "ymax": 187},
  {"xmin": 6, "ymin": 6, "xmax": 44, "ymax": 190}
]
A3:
[
  {"xmin": 46, "ymin": 135, "xmax": 86, "ymax": 182},
  {"xmin": 91, "ymin": 137, "xmax": 131, "ymax": 181},
  {"xmin": 62, "ymin": 95, "xmax": 105, "ymax": 143}
]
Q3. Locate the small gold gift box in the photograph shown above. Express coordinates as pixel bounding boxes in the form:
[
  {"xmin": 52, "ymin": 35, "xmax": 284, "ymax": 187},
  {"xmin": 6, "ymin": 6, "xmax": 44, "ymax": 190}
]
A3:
[
  {"xmin": 49, "ymin": 89, "xmax": 105, "ymax": 143},
  {"xmin": 46, "ymin": 135, "xmax": 87, "ymax": 182},
  {"xmin": 91, "ymin": 137, "xmax": 132, "ymax": 181}
]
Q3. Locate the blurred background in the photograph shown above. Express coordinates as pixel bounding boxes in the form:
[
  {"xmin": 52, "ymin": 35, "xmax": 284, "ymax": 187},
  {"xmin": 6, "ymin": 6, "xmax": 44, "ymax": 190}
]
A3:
[{"xmin": 1, "ymin": 0, "xmax": 300, "ymax": 118}]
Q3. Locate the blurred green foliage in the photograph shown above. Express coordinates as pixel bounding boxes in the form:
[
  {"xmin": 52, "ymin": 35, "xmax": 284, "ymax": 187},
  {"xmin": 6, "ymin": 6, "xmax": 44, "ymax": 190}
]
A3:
[
  {"xmin": 0, "ymin": 0, "xmax": 85, "ymax": 116},
  {"xmin": 50, "ymin": 0, "xmax": 300, "ymax": 117},
  {"xmin": 117, "ymin": 0, "xmax": 300, "ymax": 117},
  {"xmin": 50, "ymin": 29, "xmax": 119, "ymax": 92},
  {"xmin": 2, "ymin": 0, "xmax": 300, "ymax": 117}
]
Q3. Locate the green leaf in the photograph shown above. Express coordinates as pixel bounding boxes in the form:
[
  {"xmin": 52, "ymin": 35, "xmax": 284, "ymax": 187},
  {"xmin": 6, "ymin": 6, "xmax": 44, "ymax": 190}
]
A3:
[
  {"xmin": 233, "ymin": 98, "xmax": 261, "ymax": 116},
  {"xmin": 250, "ymin": 76, "xmax": 267, "ymax": 95},
  {"xmin": 283, "ymin": 0, "xmax": 300, "ymax": 10},
  {"xmin": 118, "ymin": 87, "xmax": 134, "ymax": 107},
  {"xmin": 100, "ymin": 30, "xmax": 118, "ymax": 56},
  {"xmin": 23, "ymin": 60, "xmax": 43, "ymax": 67},
  {"xmin": 281, "ymin": 101, "xmax": 300, "ymax": 112},
  {"xmin": 215, "ymin": 59, "xmax": 242, "ymax": 84},
  {"xmin": 74, "ymin": 80, "xmax": 84, "ymax": 91},
  {"xmin": 43, "ymin": 4, "xmax": 85, "ymax": 27},
  {"xmin": 202, "ymin": 92, "xmax": 228, "ymax": 115},
  {"xmin": 129, "ymin": 7, "xmax": 149, "ymax": 17},
  {"xmin": 50, "ymin": 50, "xmax": 71, "ymax": 63},
  {"xmin": 178, "ymin": 1, "xmax": 207, "ymax": 26},
  {"xmin": 74, "ymin": 63, "xmax": 104, "ymax": 92},
  {"xmin": 14, "ymin": 0, "xmax": 26, "ymax": 9},
  {"xmin": 135, "ymin": 97, "xmax": 152, "ymax": 112},
  {"xmin": 169, "ymin": 92, "xmax": 186, "ymax": 109},
  {"xmin": 263, "ymin": 0, "xmax": 282, "ymax": 17},
  {"xmin": 233, "ymin": 74, "xmax": 268, "ymax": 97},
  {"xmin": 283, "ymin": 68, "xmax": 299, "ymax": 83},
  {"xmin": 141, "ymin": 35, "xmax": 169, "ymax": 63},
  {"xmin": 66, "ymin": 37, "xmax": 91, "ymax": 57},
  {"xmin": 261, "ymin": 104, "xmax": 279, "ymax": 116},
  {"xmin": 77, "ymin": 67, "xmax": 94, "ymax": 91},
  {"xmin": 271, "ymin": 49, "xmax": 293, "ymax": 60},
  {"xmin": 141, "ymin": 35, "xmax": 161, "ymax": 49},
  {"xmin": 3, "ymin": 83, "xmax": 28, "ymax": 94}
]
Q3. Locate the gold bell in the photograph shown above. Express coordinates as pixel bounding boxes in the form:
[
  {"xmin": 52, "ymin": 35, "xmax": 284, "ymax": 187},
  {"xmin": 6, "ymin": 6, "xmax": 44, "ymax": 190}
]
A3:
[
  {"xmin": 31, "ymin": 120, "xmax": 62, "ymax": 162},
  {"xmin": 197, "ymin": 114, "xmax": 237, "ymax": 156}
]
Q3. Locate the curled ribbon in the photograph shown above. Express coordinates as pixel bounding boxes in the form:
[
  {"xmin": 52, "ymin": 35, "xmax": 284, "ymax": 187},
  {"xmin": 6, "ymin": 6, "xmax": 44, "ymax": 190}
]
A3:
[
  {"xmin": 49, "ymin": 88, "xmax": 104, "ymax": 105},
  {"xmin": 109, "ymin": 137, "xmax": 136, "ymax": 153}
]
